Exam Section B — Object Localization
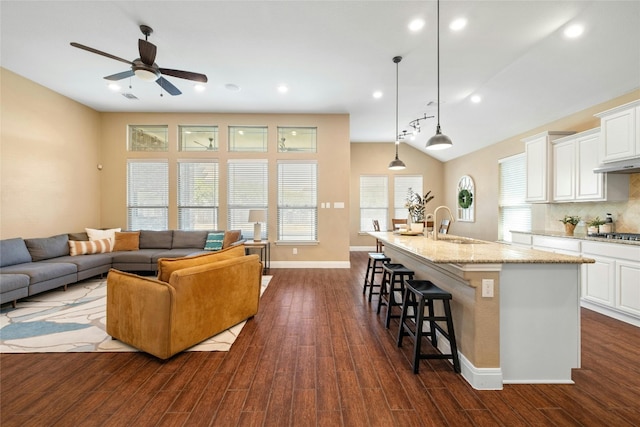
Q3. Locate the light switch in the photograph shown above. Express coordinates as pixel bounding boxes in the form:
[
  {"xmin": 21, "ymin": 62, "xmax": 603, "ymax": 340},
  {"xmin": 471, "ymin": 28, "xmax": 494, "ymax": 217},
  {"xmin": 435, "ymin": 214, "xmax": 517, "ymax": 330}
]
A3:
[{"xmin": 482, "ymin": 279, "xmax": 494, "ymax": 298}]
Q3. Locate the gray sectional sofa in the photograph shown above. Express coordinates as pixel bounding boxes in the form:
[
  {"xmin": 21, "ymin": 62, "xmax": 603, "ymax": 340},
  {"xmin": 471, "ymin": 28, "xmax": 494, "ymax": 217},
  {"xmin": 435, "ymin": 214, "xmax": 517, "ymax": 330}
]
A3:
[{"xmin": 0, "ymin": 230, "xmax": 243, "ymax": 307}]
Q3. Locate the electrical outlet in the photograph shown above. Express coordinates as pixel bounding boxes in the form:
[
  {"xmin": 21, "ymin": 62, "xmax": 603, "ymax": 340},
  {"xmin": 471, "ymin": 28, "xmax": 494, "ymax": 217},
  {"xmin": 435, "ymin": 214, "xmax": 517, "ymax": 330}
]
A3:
[
  {"xmin": 482, "ymin": 279, "xmax": 494, "ymax": 298},
  {"xmin": 293, "ymin": 248, "xmax": 298, "ymax": 255}
]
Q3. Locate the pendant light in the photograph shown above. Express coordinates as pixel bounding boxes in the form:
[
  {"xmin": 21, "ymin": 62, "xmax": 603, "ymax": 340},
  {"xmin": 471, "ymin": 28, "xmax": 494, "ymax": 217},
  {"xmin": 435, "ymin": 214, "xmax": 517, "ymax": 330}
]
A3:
[
  {"xmin": 388, "ymin": 55, "xmax": 406, "ymax": 170},
  {"xmin": 425, "ymin": 0, "xmax": 453, "ymax": 150}
]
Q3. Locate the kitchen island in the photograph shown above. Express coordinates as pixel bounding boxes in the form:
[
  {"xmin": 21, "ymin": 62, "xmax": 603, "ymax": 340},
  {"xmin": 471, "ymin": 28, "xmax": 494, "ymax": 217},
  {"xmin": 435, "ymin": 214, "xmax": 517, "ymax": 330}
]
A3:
[{"xmin": 369, "ymin": 231, "xmax": 595, "ymax": 390}]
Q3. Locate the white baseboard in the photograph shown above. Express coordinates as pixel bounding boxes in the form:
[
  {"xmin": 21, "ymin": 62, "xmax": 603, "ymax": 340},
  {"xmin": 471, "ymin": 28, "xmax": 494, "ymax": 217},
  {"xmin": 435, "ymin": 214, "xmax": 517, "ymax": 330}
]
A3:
[
  {"xmin": 269, "ymin": 261, "xmax": 351, "ymax": 269},
  {"xmin": 350, "ymin": 246, "xmax": 377, "ymax": 252}
]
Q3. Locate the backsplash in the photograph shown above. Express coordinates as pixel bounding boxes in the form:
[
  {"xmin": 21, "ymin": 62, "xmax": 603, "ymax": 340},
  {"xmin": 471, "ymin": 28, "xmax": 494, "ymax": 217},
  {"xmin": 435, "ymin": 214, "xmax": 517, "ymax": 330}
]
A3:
[{"xmin": 544, "ymin": 173, "xmax": 640, "ymax": 234}]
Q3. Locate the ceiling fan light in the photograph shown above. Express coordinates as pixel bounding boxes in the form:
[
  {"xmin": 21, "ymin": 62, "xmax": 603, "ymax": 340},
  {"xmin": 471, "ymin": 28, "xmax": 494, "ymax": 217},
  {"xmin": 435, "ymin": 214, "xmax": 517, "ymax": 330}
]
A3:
[{"xmin": 134, "ymin": 68, "xmax": 159, "ymax": 81}]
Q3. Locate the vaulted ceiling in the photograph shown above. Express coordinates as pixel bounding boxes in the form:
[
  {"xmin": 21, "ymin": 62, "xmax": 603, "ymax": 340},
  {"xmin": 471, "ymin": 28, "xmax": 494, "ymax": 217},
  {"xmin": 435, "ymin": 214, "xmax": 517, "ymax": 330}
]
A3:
[{"xmin": 2, "ymin": 1, "xmax": 639, "ymax": 161}]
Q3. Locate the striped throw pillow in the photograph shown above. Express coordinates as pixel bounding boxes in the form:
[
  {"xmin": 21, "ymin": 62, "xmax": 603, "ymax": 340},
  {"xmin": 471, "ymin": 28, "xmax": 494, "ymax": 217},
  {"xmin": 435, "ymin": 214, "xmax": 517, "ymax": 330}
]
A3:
[{"xmin": 68, "ymin": 238, "xmax": 113, "ymax": 256}]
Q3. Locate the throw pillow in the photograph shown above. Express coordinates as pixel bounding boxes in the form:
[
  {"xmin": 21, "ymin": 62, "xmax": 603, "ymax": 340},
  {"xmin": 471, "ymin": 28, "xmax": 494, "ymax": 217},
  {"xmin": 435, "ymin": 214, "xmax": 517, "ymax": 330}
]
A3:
[
  {"xmin": 85, "ymin": 228, "xmax": 121, "ymax": 245},
  {"xmin": 223, "ymin": 229, "xmax": 242, "ymax": 248},
  {"xmin": 69, "ymin": 238, "xmax": 112, "ymax": 256},
  {"xmin": 204, "ymin": 231, "xmax": 225, "ymax": 251},
  {"xmin": 113, "ymin": 231, "xmax": 140, "ymax": 251},
  {"xmin": 24, "ymin": 234, "xmax": 70, "ymax": 261},
  {"xmin": 157, "ymin": 244, "xmax": 246, "ymax": 283}
]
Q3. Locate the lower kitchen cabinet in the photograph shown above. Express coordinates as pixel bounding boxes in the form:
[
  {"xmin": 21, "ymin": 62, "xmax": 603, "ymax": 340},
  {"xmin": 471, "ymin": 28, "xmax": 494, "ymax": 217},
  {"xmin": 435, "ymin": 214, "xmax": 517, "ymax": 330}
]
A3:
[{"xmin": 617, "ymin": 260, "xmax": 640, "ymax": 318}]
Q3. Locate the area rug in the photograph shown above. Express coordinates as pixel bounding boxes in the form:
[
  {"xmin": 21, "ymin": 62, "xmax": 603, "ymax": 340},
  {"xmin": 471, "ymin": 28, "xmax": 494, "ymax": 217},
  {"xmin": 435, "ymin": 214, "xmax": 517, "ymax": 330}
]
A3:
[{"xmin": 0, "ymin": 275, "xmax": 271, "ymax": 354}]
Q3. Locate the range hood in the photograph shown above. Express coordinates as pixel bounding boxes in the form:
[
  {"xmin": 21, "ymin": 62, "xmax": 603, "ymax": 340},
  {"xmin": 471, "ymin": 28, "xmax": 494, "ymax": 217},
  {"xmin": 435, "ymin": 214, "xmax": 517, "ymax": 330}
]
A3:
[{"xmin": 593, "ymin": 158, "xmax": 640, "ymax": 174}]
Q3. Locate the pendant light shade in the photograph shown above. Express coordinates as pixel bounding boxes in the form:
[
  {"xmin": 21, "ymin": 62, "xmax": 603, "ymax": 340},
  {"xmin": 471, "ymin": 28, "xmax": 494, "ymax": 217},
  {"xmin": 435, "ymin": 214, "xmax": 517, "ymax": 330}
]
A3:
[
  {"xmin": 426, "ymin": 0, "xmax": 452, "ymax": 150},
  {"xmin": 389, "ymin": 55, "xmax": 406, "ymax": 170}
]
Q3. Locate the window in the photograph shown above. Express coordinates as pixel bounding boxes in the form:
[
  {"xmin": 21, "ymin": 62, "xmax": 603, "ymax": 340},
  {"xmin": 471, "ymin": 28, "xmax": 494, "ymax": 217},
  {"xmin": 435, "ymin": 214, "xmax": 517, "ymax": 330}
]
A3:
[
  {"xmin": 127, "ymin": 160, "xmax": 168, "ymax": 230},
  {"xmin": 360, "ymin": 175, "xmax": 388, "ymax": 232},
  {"xmin": 278, "ymin": 161, "xmax": 317, "ymax": 242},
  {"xmin": 499, "ymin": 153, "xmax": 531, "ymax": 241},
  {"xmin": 228, "ymin": 126, "xmax": 268, "ymax": 152},
  {"xmin": 277, "ymin": 127, "xmax": 317, "ymax": 152},
  {"xmin": 128, "ymin": 125, "xmax": 168, "ymax": 151},
  {"xmin": 227, "ymin": 160, "xmax": 268, "ymax": 239},
  {"xmin": 393, "ymin": 176, "xmax": 422, "ymax": 219},
  {"xmin": 178, "ymin": 160, "xmax": 219, "ymax": 230},
  {"xmin": 179, "ymin": 126, "xmax": 218, "ymax": 151}
]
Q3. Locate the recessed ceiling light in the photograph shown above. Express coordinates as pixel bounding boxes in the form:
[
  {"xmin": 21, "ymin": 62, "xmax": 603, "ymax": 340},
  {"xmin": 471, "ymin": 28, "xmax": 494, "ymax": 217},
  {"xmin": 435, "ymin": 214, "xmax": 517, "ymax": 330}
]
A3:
[
  {"xmin": 449, "ymin": 18, "xmax": 467, "ymax": 31},
  {"xmin": 470, "ymin": 95, "xmax": 482, "ymax": 103},
  {"xmin": 108, "ymin": 83, "xmax": 121, "ymax": 91},
  {"xmin": 373, "ymin": 90, "xmax": 383, "ymax": 99},
  {"xmin": 277, "ymin": 84, "xmax": 289, "ymax": 93},
  {"xmin": 194, "ymin": 84, "xmax": 206, "ymax": 92},
  {"xmin": 225, "ymin": 83, "xmax": 241, "ymax": 92},
  {"xmin": 564, "ymin": 24, "xmax": 584, "ymax": 38},
  {"xmin": 409, "ymin": 18, "xmax": 425, "ymax": 32}
]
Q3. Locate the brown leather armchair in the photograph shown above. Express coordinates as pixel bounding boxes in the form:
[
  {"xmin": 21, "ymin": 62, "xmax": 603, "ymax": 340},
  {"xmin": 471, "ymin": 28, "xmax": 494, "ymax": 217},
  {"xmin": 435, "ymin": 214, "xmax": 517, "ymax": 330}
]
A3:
[{"xmin": 106, "ymin": 245, "xmax": 262, "ymax": 359}]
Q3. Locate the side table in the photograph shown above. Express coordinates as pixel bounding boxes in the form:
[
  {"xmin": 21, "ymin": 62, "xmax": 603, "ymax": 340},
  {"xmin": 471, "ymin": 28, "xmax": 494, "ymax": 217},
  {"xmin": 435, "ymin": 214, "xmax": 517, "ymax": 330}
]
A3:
[{"xmin": 244, "ymin": 240, "xmax": 270, "ymax": 273}]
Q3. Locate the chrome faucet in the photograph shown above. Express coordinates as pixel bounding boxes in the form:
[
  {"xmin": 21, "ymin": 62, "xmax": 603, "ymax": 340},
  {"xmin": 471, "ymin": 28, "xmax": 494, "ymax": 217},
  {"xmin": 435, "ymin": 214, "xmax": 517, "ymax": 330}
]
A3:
[{"xmin": 432, "ymin": 205, "xmax": 455, "ymax": 241}]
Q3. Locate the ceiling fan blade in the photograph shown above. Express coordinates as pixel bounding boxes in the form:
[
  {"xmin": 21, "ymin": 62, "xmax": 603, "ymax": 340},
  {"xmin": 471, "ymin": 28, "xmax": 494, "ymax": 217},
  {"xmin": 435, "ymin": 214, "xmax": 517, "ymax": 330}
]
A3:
[
  {"xmin": 70, "ymin": 42, "xmax": 133, "ymax": 65},
  {"xmin": 156, "ymin": 76, "xmax": 182, "ymax": 96},
  {"xmin": 138, "ymin": 39, "xmax": 157, "ymax": 66},
  {"xmin": 159, "ymin": 68, "xmax": 208, "ymax": 83},
  {"xmin": 104, "ymin": 70, "xmax": 135, "ymax": 81}
]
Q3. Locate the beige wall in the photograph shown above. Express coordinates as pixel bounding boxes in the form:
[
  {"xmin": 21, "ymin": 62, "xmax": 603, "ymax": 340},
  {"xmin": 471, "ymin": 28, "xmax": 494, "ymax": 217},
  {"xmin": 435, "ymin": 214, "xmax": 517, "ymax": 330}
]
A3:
[
  {"xmin": 0, "ymin": 68, "xmax": 102, "ymax": 239},
  {"xmin": 350, "ymin": 142, "xmax": 444, "ymax": 247},
  {"xmin": 444, "ymin": 89, "xmax": 640, "ymax": 241},
  {"xmin": 99, "ymin": 112, "xmax": 351, "ymax": 264}
]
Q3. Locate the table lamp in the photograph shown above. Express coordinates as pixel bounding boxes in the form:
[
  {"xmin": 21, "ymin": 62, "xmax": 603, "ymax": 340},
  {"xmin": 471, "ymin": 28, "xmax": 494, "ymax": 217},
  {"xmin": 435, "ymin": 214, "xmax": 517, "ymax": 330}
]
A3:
[{"xmin": 247, "ymin": 209, "xmax": 266, "ymax": 241}]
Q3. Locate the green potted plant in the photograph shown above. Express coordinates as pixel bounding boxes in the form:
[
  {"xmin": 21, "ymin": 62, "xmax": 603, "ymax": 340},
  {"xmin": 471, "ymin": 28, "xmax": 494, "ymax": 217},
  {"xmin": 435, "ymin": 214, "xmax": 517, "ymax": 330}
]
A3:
[
  {"xmin": 559, "ymin": 215, "xmax": 580, "ymax": 236},
  {"xmin": 587, "ymin": 217, "xmax": 605, "ymax": 235}
]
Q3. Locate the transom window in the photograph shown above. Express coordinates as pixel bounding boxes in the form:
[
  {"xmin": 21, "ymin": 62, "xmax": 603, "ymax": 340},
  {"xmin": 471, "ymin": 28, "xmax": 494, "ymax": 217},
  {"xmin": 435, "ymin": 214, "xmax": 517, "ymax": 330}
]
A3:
[
  {"xmin": 229, "ymin": 126, "xmax": 268, "ymax": 152},
  {"xmin": 128, "ymin": 125, "xmax": 168, "ymax": 152},
  {"xmin": 179, "ymin": 126, "xmax": 219, "ymax": 152},
  {"xmin": 277, "ymin": 127, "xmax": 317, "ymax": 153}
]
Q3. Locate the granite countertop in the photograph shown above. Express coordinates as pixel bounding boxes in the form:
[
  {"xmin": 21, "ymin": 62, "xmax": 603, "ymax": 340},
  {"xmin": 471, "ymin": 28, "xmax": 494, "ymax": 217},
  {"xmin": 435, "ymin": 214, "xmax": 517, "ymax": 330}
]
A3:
[
  {"xmin": 369, "ymin": 232, "xmax": 595, "ymax": 265},
  {"xmin": 514, "ymin": 230, "xmax": 640, "ymax": 246}
]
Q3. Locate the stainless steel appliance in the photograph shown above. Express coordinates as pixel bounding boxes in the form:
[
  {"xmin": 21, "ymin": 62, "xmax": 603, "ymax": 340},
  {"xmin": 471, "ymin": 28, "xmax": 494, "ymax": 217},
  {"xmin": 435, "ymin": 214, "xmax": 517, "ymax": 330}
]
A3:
[{"xmin": 591, "ymin": 232, "xmax": 640, "ymax": 241}]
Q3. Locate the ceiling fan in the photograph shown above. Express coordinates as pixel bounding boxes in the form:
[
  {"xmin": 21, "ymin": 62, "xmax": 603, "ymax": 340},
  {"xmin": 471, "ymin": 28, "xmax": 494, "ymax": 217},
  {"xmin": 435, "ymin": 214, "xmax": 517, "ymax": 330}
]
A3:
[
  {"xmin": 70, "ymin": 24, "xmax": 208, "ymax": 96},
  {"xmin": 193, "ymin": 138, "xmax": 215, "ymax": 150}
]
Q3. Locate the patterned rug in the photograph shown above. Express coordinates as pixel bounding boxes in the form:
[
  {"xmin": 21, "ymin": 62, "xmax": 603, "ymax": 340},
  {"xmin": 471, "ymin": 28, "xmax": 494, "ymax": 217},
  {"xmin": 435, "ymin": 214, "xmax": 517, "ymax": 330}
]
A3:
[{"xmin": 0, "ymin": 275, "xmax": 271, "ymax": 353}]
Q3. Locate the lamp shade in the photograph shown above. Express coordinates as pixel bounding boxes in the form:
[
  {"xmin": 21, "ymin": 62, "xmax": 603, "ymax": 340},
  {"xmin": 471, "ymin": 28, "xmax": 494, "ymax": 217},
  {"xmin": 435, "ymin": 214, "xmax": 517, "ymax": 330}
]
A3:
[
  {"xmin": 248, "ymin": 209, "xmax": 266, "ymax": 223},
  {"xmin": 425, "ymin": 125, "xmax": 453, "ymax": 150}
]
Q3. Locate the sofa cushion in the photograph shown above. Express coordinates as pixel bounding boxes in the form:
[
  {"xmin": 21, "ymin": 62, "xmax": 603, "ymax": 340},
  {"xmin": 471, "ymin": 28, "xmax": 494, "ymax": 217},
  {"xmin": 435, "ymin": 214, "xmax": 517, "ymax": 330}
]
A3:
[
  {"xmin": 68, "ymin": 232, "xmax": 89, "ymax": 241},
  {"xmin": 0, "ymin": 238, "xmax": 32, "ymax": 267},
  {"xmin": 69, "ymin": 238, "xmax": 112, "ymax": 256},
  {"xmin": 204, "ymin": 232, "xmax": 225, "ymax": 251},
  {"xmin": 172, "ymin": 230, "xmax": 208, "ymax": 249},
  {"xmin": 157, "ymin": 244, "xmax": 246, "ymax": 283},
  {"xmin": 139, "ymin": 230, "xmax": 173, "ymax": 249},
  {"xmin": 86, "ymin": 228, "xmax": 121, "ymax": 245},
  {"xmin": 223, "ymin": 230, "xmax": 242, "ymax": 248},
  {"xmin": 42, "ymin": 253, "xmax": 113, "ymax": 270},
  {"xmin": 0, "ymin": 274, "xmax": 30, "ymax": 293},
  {"xmin": 24, "ymin": 234, "xmax": 70, "ymax": 261},
  {"xmin": 113, "ymin": 231, "xmax": 140, "ymax": 251},
  {"xmin": 0, "ymin": 262, "xmax": 77, "ymax": 284}
]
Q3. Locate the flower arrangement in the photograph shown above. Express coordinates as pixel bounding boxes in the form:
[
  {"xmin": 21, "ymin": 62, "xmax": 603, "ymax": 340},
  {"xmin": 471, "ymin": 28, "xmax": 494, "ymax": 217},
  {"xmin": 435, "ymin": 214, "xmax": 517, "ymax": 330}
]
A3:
[
  {"xmin": 587, "ymin": 216, "xmax": 605, "ymax": 227},
  {"xmin": 559, "ymin": 215, "xmax": 581, "ymax": 226},
  {"xmin": 405, "ymin": 188, "xmax": 434, "ymax": 223}
]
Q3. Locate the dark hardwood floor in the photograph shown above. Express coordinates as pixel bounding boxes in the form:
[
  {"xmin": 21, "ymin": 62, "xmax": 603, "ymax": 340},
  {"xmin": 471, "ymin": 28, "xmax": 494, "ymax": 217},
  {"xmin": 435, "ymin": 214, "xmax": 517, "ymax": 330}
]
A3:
[{"xmin": 1, "ymin": 251, "xmax": 640, "ymax": 426}]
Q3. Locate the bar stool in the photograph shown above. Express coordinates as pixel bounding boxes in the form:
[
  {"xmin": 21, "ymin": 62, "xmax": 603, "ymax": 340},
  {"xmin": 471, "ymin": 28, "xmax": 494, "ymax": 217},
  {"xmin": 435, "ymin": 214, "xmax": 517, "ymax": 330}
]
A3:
[
  {"xmin": 377, "ymin": 263, "xmax": 414, "ymax": 328},
  {"xmin": 362, "ymin": 253, "xmax": 390, "ymax": 302},
  {"xmin": 397, "ymin": 279, "xmax": 460, "ymax": 374}
]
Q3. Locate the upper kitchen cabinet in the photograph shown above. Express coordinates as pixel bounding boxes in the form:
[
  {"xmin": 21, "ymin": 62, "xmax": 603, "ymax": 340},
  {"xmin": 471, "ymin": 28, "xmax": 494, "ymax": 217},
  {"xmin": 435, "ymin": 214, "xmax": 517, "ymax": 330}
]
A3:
[
  {"xmin": 595, "ymin": 100, "xmax": 640, "ymax": 163},
  {"xmin": 552, "ymin": 128, "xmax": 628, "ymax": 202},
  {"xmin": 524, "ymin": 131, "xmax": 574, "ymax": 203}
]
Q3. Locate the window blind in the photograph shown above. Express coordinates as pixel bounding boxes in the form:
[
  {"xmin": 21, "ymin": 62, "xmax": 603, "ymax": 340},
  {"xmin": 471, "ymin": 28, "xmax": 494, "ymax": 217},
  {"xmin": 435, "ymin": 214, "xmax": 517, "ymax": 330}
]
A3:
[
  {"xmin": 178, "ymin": 160, "xmax": 219, "ymax": 230},
  {"xmin": 499, "ymin": 153, "xmax": 531, "ymax": 241},
  {"xmin": 360, "ymin": 175, "xmax": 388, "ymax": 232},
  {"xmin": 227, "ymin": 160, "xmax": 268, "ymax": 239},
  {"xmin": 393, "ymin": 175, "xmax": 422, "ymax": 219},
  {"xmin": 127, "ymin": 159, "xmax": 168, "ymax": 230},
  {"xmin": 277, "ymin": 161, "xmax": 317, "ymax": 242}
]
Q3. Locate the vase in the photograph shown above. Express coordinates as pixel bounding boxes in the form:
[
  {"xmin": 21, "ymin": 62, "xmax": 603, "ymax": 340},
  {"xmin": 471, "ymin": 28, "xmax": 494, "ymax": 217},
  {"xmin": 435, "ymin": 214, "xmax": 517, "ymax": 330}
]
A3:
[{"xmin": 564, "ymin": 223, "xmax": 576, "ymax": 236}]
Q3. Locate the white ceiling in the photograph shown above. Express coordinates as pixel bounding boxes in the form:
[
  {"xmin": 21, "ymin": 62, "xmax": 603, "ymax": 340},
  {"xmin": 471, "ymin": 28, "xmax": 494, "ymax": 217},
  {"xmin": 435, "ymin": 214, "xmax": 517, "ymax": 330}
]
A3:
[{"xmin": 1, "ymin": 0, "xmax": 639, "ymax": 161}]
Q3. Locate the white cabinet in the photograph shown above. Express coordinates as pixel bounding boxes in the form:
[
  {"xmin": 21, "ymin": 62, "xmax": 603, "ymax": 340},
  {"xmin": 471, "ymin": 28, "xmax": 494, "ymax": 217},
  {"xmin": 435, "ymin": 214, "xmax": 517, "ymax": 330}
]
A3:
[
  {"xmin": 552, "ymin": 128, "xmax": 629, "ymax": 202},
  {"xmin": 510, "ymin": 231, "xmax": 532, "ymax": 248},
  {"xmin": 532, "ymin": 235, "xmax": 580, "ymax": 256},
  {"xmin": 581, "ymin": 241, "xmax": 640, "ymax": 326},
  {"xmin": 595, "ymin": 100, "xmax": 640, "ymax": 162},
  {"xmin": 524, "ymin": 131, "xmax": 575, "ymax": 203}
]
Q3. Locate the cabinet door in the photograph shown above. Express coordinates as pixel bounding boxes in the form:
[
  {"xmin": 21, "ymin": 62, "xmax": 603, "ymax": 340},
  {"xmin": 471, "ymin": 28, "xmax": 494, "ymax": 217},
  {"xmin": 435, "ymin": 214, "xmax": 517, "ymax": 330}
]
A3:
[
  {"xmin": 581, "ymin": 256, "xmax": 615, "ymax": 306},
  {"xmin": 552, "ymin": 140, "xmax": 575, "ymax": 201},
  {"xmin": 525, "ymin": 136, "xmax": 548, "ymax": 202},
  {"xmin": 600, "ymin": 107, "xmax": 637, "ymax": 162},
  {"xmin": 617, "ymin": 260, "xmax": 640, "ymax": 317},
  {"xmin": 576, "ymin": 132, "xmax": 603, "ymax": 200}
]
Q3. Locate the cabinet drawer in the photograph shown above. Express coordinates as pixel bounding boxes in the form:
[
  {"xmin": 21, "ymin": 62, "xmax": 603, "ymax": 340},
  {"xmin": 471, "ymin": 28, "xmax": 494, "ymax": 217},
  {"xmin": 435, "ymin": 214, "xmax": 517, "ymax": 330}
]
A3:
[
  {"xmin": 532, "ymin": 235, "xmax": 581, "ymax": 253},
  {"xmin": 511, "ymin": 232, "xmax": 532, "ymax": 246},
  {"xmin": 582, "ymin": 241, "xmax": 640, "ymax": 261}
]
